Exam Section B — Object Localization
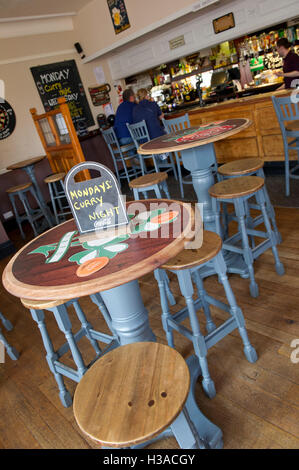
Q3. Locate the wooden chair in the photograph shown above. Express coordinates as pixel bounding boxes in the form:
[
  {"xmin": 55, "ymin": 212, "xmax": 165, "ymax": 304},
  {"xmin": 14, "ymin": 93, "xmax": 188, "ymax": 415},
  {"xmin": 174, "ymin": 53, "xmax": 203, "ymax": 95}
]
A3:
[
  {"xmin": 155, "ymin": 230, "xmax": 257, "ymax": 399},
  {"xmin": 21, "ymin": 294, "xmax": 118, "ymax": 407},
  {"xmin": 218, "ymin": 158, "xmax": 281, "ymax": 244},
  {"xmin": 162, "ymin": 113, "xmax": 192, "ymax": 198},
  {"xmin": 271, "ymin": 95, "xmax": 299, "ymax": 196},
  {"xmin": 6, "ymin": 182, "xmax": 52, "ymax": 239},
  {"xmin": 73, "ymin": 341, "xmax": 209, "ymax": 449},
  {"xmin": 209, "ymin": 176, "xmax": 284, "ymax": 298},
  {"xmin": 101, "ymin": 127, "xmax": 142, "ymax": 186},
  {"xmin": 44, "ymin": 172, "xmax": 71, "ymax": 225},
  {"xmin": 0, "ymin": 312, "xmax": 19, "ymax": 361},
  {"xmin": 127, "ymin": 120, "xmax": 178, "ymax": 178},
  {"xmin": 129, "ymin": 172, "xmax": 170, "ymax": 200}
]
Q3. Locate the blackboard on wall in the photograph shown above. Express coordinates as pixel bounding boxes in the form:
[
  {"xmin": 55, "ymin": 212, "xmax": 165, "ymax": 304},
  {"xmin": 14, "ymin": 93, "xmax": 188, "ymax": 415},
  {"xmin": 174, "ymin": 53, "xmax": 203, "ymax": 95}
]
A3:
[{"xmin": 30, "ymin": 60, "xmax": 95, "ymax": 131}]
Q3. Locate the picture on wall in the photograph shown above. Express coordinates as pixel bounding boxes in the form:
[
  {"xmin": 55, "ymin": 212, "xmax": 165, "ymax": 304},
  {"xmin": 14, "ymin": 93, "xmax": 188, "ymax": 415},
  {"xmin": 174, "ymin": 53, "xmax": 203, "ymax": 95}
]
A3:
[
  {"xmin": 107, "ymin": 0, "xmax": 130, "ymax": 35},
  {"xmin": 30, "ymin": 60, "xmax": 95, "ymax": 132}
]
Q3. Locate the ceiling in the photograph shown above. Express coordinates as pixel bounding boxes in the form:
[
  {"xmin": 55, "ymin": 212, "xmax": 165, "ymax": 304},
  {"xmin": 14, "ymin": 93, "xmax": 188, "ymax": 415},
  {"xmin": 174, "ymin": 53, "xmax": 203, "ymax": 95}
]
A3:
[{"xmin": 0, "ymin": 0, "xmax": 93, "ymax": 20}]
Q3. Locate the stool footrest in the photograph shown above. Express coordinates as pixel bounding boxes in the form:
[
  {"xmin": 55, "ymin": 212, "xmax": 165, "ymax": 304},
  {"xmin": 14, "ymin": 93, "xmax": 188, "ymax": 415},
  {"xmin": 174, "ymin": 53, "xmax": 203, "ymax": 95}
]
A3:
[
  {"xmin": 205, "ymin": 318, "xmax": 236, "ymax": 350},
  {"xmin": 53, "ymin": 361, "xmax": 82, "ymax": 382},
  {"xmin": 89, "ymin": 328, "xmax": 115, "ymax": 344}
]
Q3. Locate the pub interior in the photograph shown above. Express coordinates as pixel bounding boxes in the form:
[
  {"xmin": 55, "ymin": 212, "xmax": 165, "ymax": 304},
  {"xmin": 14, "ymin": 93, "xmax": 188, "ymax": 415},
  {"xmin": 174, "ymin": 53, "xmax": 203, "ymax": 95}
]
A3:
[{"xmin": 0, "ymin": 0, "xmax": 299, "ymax": 453}]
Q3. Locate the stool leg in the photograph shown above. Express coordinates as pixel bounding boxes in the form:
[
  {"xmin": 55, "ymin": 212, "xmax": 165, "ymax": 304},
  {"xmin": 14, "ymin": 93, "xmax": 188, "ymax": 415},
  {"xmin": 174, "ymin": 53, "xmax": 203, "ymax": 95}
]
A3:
[
  {"xmin": 30, "ymin": 308, "xmax": 72, "ymax": 407},
  {"xmin": 255, "ymin": 190, "xmax": 285, "ymax": 276},
  {"xmin": 9, "ymin": 193, "xmax": 25, "ymax": 239},
  {"xmin": 212, "ymin": 198, "xmax": 223, "ymax": 239},
  {"xmin": 245, "ymin": 200, "xmax": 255, "ymax": 249},
  {"xmin": 154, "ymin": 269, "xmax": 175, "ymax": 348},
  {"xmin": 161, "ymin": 181, "xmax": 170, "ymax": 199},
  {"xmin": 0, "ymin": 312, "xmax": 13, "ymax": 331},
  {"xmin": 0, "ymin": 327, "xmax": 19, "ymax": 360},
  {"xmin": 89, "ymin": 293, "xmax": 116, "ymax": 337},
  {"xmin": 257, "ymin": 169, "xmax": 282, "ymax": 244},
  {"xmin": 71, "ymin": 300, "xmax": 102, "ymax": 355},
  {"xmin": 235, "ymin": 199, "xmax": 259, "ymax": 298},
  {"xmin": 212, "ymin": 252, "xmax": 258, "ymax": 363},
  {"xmin": 29, "ymin": 186, "xmax": 53, "ymax": 229},
  {"xmin": 153, "ymin": 184, "xmax": 162, "ymax": 198},
  {"xmin": 19, "ymin": 190, "xmax": 38, "ymax": 237},
  {"xmin": 161, "ymin": 270, "xmax": 176, "ymax": 306},
  {"xmin": 51, "ymin": 305, "xmax": 87, "ymax": 378},
  {"xmin": 133, "ymin": 188, "xmax": 140, "ymax": 200},
  {"xmin": 193, "ymin": 270, "xmax": 216, "ymax": 333},
  {"xmin": 177, "ymin": 270, "xmax": 216, "ymax": 398},
  {"xmin": 48, "ymin": 182, "xmax": 59, "ymax": 225}
]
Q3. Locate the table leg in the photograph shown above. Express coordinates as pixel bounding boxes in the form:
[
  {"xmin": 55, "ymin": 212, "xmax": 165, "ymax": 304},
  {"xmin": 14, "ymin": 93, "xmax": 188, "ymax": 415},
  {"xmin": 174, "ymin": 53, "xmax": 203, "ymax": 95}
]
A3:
[
  {"xmin": 181, "ymin": 144, "xmax": 248, "ymax": 279},
  {"xmin": 100, "ymin": 280, "xmax": 156, "ymax": 344}
]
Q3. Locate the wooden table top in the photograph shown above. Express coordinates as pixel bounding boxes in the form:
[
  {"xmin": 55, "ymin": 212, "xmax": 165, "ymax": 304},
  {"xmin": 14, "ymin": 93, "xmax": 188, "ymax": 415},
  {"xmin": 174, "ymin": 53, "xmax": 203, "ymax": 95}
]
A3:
[
  {"xmin": 138, "ymin": 118, "xmax": 251, "ymax": 155},
  {"xmin": 7, "ymin": 155, "xmax": 46, "ymax": 170},
  {"xmin": 2, "ymin": 199, "xmax": 194, "ymax": 301}
]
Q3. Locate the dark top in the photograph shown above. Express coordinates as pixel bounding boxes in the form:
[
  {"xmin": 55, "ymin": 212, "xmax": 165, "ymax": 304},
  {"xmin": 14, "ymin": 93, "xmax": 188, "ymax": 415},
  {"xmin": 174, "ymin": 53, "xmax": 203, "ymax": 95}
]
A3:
[
  {"xmin": 114, "ymin": 101, "xmax": 137, "ymax": 139},
  {"xmin": 132, "ymin": 99, "xmax": 165, "ymax": 140},
  {"xmin": 283, "ymin": 50, "xmax": 299, "ymax": 89}
]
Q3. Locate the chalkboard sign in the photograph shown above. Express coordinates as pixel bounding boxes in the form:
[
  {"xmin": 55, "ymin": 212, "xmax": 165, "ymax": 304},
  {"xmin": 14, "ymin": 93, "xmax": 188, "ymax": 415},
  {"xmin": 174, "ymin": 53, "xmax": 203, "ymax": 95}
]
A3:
[
  {"xmin": 65, "ymin": 162, "xmax": 128, "ymax": 235},
  {"xmin": 30, "ymin": 60, "xmax": 95, "ymax": 131},
  {"xmin": 0, "ymin": 99, "xmax": 16, "ymax": 140}
]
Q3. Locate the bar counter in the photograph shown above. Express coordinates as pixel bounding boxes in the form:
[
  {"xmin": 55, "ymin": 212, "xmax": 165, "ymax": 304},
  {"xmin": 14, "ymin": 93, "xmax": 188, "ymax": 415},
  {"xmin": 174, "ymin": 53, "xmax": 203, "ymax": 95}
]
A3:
[{"xmin": 165, "ymin": 89, "xmax": 294, "ymax": 164}]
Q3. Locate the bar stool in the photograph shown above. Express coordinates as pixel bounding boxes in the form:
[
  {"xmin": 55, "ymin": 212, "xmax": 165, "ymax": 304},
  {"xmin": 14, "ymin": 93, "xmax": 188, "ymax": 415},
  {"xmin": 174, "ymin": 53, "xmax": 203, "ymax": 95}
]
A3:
[
  {"xmin": 154, "ymin": 231, "xmax": 257, "ymax": 399},
  {"xmin": 209, "ymin": 176, "xmax": 284, "ymax": 298},
  {"xmin": 73, "ymin": 342, "xmax": 209, "ymax": 449},
  {"xmin": 129, "ymin": 172, "xmax": 175, "ymax": 307},
  {"xmin": 6, "ymin": 182, "xmax": 52, "ymax": 239},
  {"xmin": 44, "ymin": 172, "xmax": 71, "ymax": 225},
  {"xmin": 0, "ymin": 311, "xmax": 19, "ymax": 361},
  {"xmin": 129, "ymin": 172, "xmax": 170, "ymax": 200},
  {"xmin": 21, "ymin": 294, "xmax": 118, "ymax": 407},
  {"xmin": 218, "ymin": 158, "xmax": 282, "ymax": 244}
]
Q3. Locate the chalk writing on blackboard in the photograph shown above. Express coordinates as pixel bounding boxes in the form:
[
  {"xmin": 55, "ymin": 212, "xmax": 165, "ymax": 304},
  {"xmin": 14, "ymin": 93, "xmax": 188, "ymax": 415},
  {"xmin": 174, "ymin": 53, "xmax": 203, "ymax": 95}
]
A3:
[
  {"xmin": 31, "ymin": 60, "xmax": 94, "ymax": 131},
  {"xmin": 65, "ymin": 162, "xmax": 128, "ymax": 234}
]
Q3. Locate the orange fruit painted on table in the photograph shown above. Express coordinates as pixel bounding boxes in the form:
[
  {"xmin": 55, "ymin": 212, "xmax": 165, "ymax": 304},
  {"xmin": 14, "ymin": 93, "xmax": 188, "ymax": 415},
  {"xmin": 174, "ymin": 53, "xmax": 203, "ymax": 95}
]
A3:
[
  {"xmin": 76, "ymin": 257, "xmax": 109, "ymax": 277},
  {"xmin": 150, "ymin": 211, "xmax": 179, "ymax": 225}
]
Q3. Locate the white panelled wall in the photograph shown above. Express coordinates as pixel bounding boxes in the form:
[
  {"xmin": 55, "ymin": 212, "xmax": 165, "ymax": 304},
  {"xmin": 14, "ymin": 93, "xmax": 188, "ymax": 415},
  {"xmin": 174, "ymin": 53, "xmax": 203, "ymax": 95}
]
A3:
[{"xmin": 108, "ymin": 0, "xmax": 299, "ymax": 80}]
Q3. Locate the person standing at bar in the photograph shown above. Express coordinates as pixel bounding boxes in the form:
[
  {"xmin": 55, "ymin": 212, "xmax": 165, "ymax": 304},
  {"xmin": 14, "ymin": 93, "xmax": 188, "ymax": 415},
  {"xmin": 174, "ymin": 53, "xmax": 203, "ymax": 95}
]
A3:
[
  {"xmin": 275, "ymin": 38, "xmax": 299, "ymax": 89},
  {"xmin": 114, "ymin": 88, "xmax": 137, "ymax": 145}
]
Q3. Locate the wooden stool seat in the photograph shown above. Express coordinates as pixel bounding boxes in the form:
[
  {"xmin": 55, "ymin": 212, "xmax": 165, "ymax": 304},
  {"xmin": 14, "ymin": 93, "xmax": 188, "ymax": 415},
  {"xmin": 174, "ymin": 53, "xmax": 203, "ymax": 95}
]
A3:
[
  {"xmin": 285, "ymin": 121, "xmax": 299, "ymax": 132},
  {"xmin": 21, "ymin": 298, "xmax": 67, "ymax": 310},
  {"xmin": 129, "ymin": 172, "xmax": 168, "ymax": 189},
  {"xmin": 162, "ymin": 231, "xmax": 222, "ymax": 271},
  {"xmin": 73, "ymin": 342, "xmax": 190, "ymax": 448},
  {"xmin": 44, "ymin": 172, "xmax": 66, "ymax": 184},
  {"xmin": 209, "ymin": 176, "xmax": 264, "ymax": 199},
  {"xmin": 218, "ymin": 158, "xmax": 264, "ymax": 176},
  {"xmin": 6, "ymin": 182, "xmax": 32, "ymax": 193}
]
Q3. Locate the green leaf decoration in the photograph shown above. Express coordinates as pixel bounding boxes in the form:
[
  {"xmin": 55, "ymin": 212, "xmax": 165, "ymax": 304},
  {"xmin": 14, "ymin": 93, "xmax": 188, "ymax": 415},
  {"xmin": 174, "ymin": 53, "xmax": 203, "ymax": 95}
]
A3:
[
  {"xmin": 69, "ymin": 249, "xmax": 97, "ymax": 265},
  {"xmin": 29, "ymin": 244, "xmax": 57, "ymax": 258}
]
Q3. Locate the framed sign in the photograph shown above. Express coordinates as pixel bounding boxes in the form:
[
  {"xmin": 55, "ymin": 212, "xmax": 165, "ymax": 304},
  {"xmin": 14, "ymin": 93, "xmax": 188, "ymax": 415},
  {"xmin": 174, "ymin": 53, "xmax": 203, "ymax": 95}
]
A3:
[
  {"xmin": 107, "ymin": 0, "xmax": 130, "ymax": 35},
  {"xmin": 65, "ymin": 162, "xmax": 128, "ymax": 235},
  {"xmin": 213, "ymin": 12, "xmax": 235, "ymax": 34},
  {"xmin": 88, "ymin": 84, "xmax": 111, "ymax": 106},
  {"xmin": 0, "ymin": 100, "xmax": 16, "ymax": 140},
  {"xmin": 30, "ymin": 60, "xmax": 94, "ymax": 131}
]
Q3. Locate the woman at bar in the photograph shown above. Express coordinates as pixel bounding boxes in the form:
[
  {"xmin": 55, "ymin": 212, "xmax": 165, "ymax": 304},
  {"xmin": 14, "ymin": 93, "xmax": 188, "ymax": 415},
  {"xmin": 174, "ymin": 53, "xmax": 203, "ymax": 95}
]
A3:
[{"xmin": 132, "ymin": 88, "xmax": 166, "ymax": 139}]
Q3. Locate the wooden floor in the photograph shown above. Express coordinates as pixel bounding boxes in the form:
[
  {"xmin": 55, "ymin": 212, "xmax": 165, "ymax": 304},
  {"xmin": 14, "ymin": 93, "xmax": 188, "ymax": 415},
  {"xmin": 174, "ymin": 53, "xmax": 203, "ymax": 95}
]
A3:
[{"xmin": 0, "ymin": 206, "xmax": 299, "ymax": 449}]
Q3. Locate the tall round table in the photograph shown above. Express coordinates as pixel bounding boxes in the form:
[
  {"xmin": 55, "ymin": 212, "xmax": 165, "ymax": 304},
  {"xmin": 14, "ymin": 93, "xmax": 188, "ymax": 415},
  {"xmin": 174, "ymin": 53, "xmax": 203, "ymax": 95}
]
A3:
[
  {"xmin": 2, "ymin": 198, "xmax": 223, "ymax": 448},
  {"xmin": 138, "ymin": 118, "xmax": 252, "ymax": 278}
]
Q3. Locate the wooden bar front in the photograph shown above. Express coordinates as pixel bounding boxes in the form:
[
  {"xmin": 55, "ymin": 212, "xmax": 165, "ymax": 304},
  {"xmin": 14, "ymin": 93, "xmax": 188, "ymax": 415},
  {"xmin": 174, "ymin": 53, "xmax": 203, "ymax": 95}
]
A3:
[{"xmin": 166, "ymin": 89, "xmax": 294, "ymax": 164}]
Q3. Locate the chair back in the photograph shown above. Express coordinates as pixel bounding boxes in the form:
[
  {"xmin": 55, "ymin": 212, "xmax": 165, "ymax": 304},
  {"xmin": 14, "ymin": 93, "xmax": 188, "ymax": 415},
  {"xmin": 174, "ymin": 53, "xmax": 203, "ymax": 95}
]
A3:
[
  {"xmin": 162, "ymin": 113, "xmax": 190, "ymax": 134},
  {"xmin": 102, "ymin": 127, "xmax": 123, "ymax": 157},
  {"xmin": 272, "ymin": 95, "xmax": 299, "ymax": 135},
  {"xmin": 127, "ymin": 120, "xmax": 150, "ymax": 148}
]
